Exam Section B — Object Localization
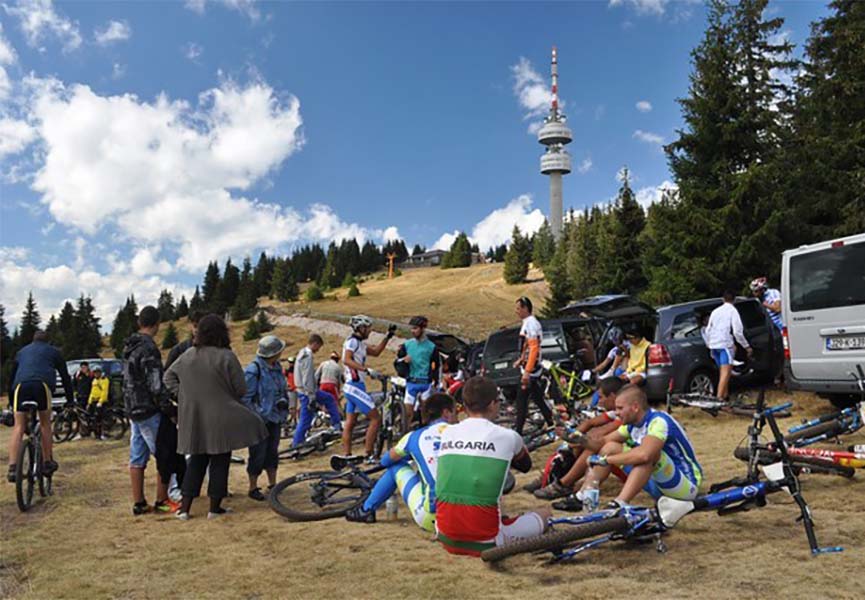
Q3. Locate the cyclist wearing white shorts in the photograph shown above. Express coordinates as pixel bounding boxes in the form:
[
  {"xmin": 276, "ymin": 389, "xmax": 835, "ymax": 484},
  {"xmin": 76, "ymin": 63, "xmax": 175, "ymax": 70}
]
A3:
[
  {"xmin": 395, "ymin": 316, "xmax": 440, "ymax": 427},
  {"xmin": 338, "ymin": 315, "xmax": 395, "ymax": 461}
]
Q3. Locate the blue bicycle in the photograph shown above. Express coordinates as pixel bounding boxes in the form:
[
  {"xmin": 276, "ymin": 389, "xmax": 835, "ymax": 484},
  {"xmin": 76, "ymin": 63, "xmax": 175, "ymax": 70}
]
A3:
[{"xmin": 482, "ymin": 393, "xmax": 843, "ymax": 563}]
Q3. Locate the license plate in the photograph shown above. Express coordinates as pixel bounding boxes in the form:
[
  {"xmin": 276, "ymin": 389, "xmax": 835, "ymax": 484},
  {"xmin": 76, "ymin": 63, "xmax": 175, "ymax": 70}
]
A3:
[
  {"xmin": 495, "ymin": 361, "xmax": 509, "ymax": 370},
  {"xmin": 826, "ymin": 336, "xmax": 865, "ymax": 351}
]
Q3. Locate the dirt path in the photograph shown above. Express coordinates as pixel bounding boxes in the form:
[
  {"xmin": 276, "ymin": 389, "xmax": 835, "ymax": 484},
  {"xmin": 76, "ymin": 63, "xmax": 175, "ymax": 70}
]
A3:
[{"xmin": 268, "ymin": 311, "xmax": 407, "ymax": 352}]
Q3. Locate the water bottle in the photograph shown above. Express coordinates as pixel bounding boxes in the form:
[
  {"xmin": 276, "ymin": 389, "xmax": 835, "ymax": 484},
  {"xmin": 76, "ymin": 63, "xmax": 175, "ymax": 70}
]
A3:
[
  {"xmin": 583, "ymin": 478, "xmax": 600, "ymax": 513},
  {"xmin": 386, "ymin": 494, "xmax": 399, "ymax": 520}
]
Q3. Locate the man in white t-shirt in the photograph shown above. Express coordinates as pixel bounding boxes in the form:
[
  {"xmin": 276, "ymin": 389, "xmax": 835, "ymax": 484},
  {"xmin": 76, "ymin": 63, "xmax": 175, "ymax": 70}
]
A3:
[{"xmin": 512, "ymin": 297, "xmax": 554, "ymax": 435}]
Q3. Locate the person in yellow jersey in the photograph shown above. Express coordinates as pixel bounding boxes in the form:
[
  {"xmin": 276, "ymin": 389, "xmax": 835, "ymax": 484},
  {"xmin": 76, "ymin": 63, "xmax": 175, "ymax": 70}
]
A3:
[
  {"xmin": 620, "ymin": 325, "xmax": 651, "ymax": 386},
  {"xmin": 88, "ymin": 367, "xmax": 111, "ymax": 440}
]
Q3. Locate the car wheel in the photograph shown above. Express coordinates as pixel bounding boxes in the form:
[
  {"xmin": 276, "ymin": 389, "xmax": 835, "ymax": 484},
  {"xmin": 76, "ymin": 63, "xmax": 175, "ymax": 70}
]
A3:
[{"xmin": 686, "ymin": 370, "xmax": 716, "ymax": 396}]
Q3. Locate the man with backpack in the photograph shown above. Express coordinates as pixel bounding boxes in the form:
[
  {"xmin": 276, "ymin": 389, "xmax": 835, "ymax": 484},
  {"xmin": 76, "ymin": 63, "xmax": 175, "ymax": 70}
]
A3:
[{"xmin": 123, "ymin": 306, "xmax": 175, "ymax": 515}]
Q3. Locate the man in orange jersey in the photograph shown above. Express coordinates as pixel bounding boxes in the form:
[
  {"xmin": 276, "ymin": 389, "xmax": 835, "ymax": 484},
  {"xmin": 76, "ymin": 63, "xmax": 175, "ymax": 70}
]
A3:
[{"xmin": 512, "ymin": 297, "xmax": 554, "ymax": 435}]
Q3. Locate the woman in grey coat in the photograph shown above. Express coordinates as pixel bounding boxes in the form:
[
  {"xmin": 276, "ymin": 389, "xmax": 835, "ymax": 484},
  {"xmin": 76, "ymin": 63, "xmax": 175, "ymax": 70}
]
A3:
[{"xmin": 164, "ymin": 314, "xmax": 267, "ymax": 519}]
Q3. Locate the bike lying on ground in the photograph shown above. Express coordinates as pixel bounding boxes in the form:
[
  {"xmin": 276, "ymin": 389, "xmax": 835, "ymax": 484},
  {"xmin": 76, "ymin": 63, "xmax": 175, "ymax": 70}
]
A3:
[
  {"xmin": 666, "ymin": 390, "xmax": 790, "ymax": 418},
  {"xmin": 15, "ymin": 400, "xmax": 54, "ymax": 512},
  {"xmin": 482, "ymin": 392, "xmax": 842, "ymax": 563},
  {"xmin": 785, "ymin": 401, "xmax": 863, "ymax": 447}
]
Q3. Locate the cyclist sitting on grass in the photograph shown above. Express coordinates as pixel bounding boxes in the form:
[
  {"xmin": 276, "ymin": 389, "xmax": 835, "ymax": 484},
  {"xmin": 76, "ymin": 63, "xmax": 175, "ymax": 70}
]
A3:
[
  {"xmin": 592, "ymin": 327, "xmax": 628, "ymax": 379},
  {"xmin": 337, "ymin": 315, "xmax": 396, "ymax": 462},
  {"xmin": 530, "ymin": 377, "xmax": 626, "ymax": 503},
  {"xmin": 619, "ymin": 326, "xmax": 650, "ymax": 386},
  {"xmin": 577, "ymin": 385, "xmax": 703, "ymax": 510},
  {"xmin": 345, "ymin": 393, "xmax": 456, "ymax": 528},
  {"xmin": 435, "ymin": 376, "xmax": 551, "ymax": 557},
  {"xmin": 87, "ymin": 367, "xmax": 110, "ymax": 440}
]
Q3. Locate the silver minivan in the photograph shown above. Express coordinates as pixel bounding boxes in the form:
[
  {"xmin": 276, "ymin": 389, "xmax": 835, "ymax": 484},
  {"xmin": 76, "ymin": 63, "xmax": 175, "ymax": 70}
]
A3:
[{"xmin": 782, "ymin": 232, "xmax": 865, "ymax": 404}]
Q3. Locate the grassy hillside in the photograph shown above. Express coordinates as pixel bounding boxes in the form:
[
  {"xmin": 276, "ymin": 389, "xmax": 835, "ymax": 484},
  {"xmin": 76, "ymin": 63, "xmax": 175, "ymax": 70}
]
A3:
[{"xmin": 264, "ymin": 262, "xmax": 550, "ymax": 340}]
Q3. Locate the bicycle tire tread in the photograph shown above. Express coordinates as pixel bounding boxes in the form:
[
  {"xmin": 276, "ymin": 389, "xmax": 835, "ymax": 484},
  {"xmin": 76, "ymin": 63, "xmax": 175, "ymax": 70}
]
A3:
[{"xmin": 481, "ymin": 516, "xmax": 629, "ymax": 562}]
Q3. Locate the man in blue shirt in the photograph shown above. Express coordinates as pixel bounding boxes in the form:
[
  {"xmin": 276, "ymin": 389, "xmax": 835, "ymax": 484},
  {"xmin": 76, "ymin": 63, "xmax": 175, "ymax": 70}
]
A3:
[
  {"xmin": 7, "ymin": 330, "xmax": 74, "ymax": 482},
  {"xmin": 345, "ymin": 393, "xmax": 456, "ymax": 528},
  {"xmin": 395, "ymin": 316, "xmax": 440, "ymax": 426}
]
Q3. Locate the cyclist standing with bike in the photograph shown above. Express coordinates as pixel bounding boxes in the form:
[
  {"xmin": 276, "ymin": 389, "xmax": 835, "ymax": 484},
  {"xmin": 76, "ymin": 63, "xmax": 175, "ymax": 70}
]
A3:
[
  {"xmin": 395, "ymin": 316, "xmax": 440, "ymax": 427},
  {"xmin": 337, "ymin": 315, "xmax": 396, "ymax": 462},
  {"xmin": 513, "ymin": 297, "xmax": 554, "ymax": 435},
  {"xmin": 6, "ymin": 330, "xmax": 74, "ymax": 483}
]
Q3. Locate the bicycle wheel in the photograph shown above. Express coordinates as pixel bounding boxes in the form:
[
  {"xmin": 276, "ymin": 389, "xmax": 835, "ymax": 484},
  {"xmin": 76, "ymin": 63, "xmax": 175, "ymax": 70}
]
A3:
[
  {"xmin": 481, "ymin": 516, "xmax": 629, "ymax": 563},
  {"xmin": 53, "ymin": 410, "xmax": 75, "ymax": 443},
  {"xmin": 15, "ymin": 439, "xmax": 35, "ymax": 512},
  {"xmin": 269, "ymin": 470, "xmax": 371, "ymax": 521},
  {"xmin": 785, "ymin": 420, "xmax": 844, "ymax": 445},
  {"xmin": 733, "ymin": 446, "xmax": 855, "ymax": 478}
]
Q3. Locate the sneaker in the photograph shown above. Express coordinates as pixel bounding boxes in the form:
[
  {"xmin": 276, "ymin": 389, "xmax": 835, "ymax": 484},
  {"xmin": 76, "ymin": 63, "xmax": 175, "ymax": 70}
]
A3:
[
  {"xmin": 176, "ymin": 511, "xmax": 190, "ymax": 521},
  {"xmin": 168, "ymin": 488, "xmax": 183, "ymax": 503},
  {"xmin": 154, "ymin": 499, "xmax": 181, "ymax": 514},
  {"xmin": 552, "ymin": 494, "xmax": 584, "ymax": 512},
  {"xmin": 248, "ymin": 487, "xmax": 266, "ymax": 502},
  {"xmin": 132, "ymin": 501, "xmax": 152, "ymax": 516},
  {"xmin": 534, "ymin": 480, "xmax": 572, "ymax": 500},
  {"xmin": 42, "ymin": 459, "xmax": 59, "ymax": 476},
  {"xmin": 7, "ymin": 464, "xmax": 16, "ymax": 483},
  {"xmin": 345, "ymin": 505, "xmax": 376, "ymax": 524},
  {"xmin": 522, "ymin": 477, "xmax": 543, "ymax": 493},
  {"xmin": 207, "ymin": 507, "xmax": 234, "ymax": 520}
]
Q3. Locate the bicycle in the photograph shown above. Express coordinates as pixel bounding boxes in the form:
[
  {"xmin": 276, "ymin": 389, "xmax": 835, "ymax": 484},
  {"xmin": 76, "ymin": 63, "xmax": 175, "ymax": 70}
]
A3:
[
  {"xmin": 270, "ymin": 454, "xmax": 383, "ymax": 521},
  {"xmin": 52, "ymin": 402, "xmax": 128, "ymax": 443},
  {"xmin": 14, "ymin": 399, "xmax": 54, "ymax": 512},
  {"xmin": 371, "ymin": 374, "xmax": 407, "ymax": 459},
  {"xmin": 541, "ymin": 359, "xmax": 594, "ymax": 415},
  {"xmin": 482, "ymin": 392, "xmax": 842, "ymax": 563},
  {"xmin": 666, "ymin": 390, "xmax": 790, "ymax": 418}
]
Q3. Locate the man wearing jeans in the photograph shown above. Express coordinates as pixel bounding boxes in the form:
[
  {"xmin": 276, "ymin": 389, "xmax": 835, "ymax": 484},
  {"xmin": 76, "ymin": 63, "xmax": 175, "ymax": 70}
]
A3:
[
  {"xmin": 293, "ymin": 334, "xmax": 342, "ymax": 447},
  {"xmin": 123, "ymin": 306, "xmax": 174, "ymax": 515}
]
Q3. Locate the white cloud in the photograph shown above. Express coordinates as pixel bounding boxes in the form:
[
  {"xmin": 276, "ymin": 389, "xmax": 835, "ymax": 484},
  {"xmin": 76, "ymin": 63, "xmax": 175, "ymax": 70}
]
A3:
[
  {"xmin": 94, "ymin": 20, "xmax": 131, "ymax": 46},
  {"xmin": 184, "ymin": 0, "xmax": 261, "ymax": 21},
  {"xmin": 635, "ymin": 100, "xmax": 652, "ymax": 112},
  {"xmin": 130, "ymin": 247, "xmax": 174, "ymax": 276},
  {"xmin": 433, "ymin": 195, "xmax": 546, "ymax": 251},
  {"xmin": 382, "ymin": 226, "xmax": 401, "ymax": 242},
  {"xmin": 4, "ymin": 0, "xmax": 82, "ymax": 52},
  {"xmin": 0, "ymin": 22, "xmax": 17, "ymax": 64},
  {"xmin": 0, "ymin": 118, "xmax": 37, "ymax": 158},
  {"xmin": 635, "ymin": 180, "xmax": 678, "ymax": 210},
  {"xmin": 577, "ymin": 157, "xmax": 593, "ymax": 174},
  {"xmin": 511, "ymin": 57, "xmax": 564, "ymax": 135},
  {"xmin": 609, "ymin": 0, "xmax": 699, "ymax": 21},
  {"xmin": 633, "ymin": 129, "xmax": 664, "ymax": 145},
  {"xmin": 112, "ymin": 63, "xmax": 126, "ymax": 79},
  {"xmin": 184, "ymin": 42, "xmax": 203, "ymax": 62},
  {"xmin": 0, "ymin": 67, "xmax": 11, "ymax": 100},
  {"xmin": 609, "ymin": 0, "xmax": 666, "ymax": 16}
]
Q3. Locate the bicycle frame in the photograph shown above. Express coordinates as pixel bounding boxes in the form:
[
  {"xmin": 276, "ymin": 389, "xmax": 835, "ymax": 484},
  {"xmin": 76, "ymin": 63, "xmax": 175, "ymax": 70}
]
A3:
[
  {"xmin": 787, "ymin": 446, "xmax": 865, "ymax": 469},
  {"xmin": 543, "ymin": 360, "xmax": 594, "ymax": 407},
  {"xmin": 787, "ymin": 403, "xmax": 864, "ymax": 446}
]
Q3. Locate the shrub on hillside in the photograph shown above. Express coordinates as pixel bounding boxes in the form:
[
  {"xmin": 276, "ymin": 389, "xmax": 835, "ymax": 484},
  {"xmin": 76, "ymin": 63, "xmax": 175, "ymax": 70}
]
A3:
[
  {"xmin": 348, "ymin": 283, "xmax": 360, "ymax": 297},
  {"xmin": 306, "ymin": 283, "xmax": 324, "ymax": 301}
]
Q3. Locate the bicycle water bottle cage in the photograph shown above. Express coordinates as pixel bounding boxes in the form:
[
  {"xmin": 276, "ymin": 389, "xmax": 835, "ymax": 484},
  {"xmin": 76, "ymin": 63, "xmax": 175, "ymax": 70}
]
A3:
[{"xmin": 656, "ymin": 496, "xmax": 694, "ymax": 528}]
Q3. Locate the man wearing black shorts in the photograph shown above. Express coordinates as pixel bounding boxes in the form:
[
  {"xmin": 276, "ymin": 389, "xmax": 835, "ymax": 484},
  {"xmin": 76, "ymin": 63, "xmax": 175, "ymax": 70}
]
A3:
[{"xmin": 7, "ymin": 330, "xmax": 74, "ymax": 482}]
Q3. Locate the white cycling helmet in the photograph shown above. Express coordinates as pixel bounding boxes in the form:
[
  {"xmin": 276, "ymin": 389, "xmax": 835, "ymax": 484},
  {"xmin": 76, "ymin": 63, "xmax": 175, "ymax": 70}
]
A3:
[
  {"xmin": 749, "ymin": 277, "xmax": 767, "ymax": 293},
  {"xmin": 349, "ymin": 314, "xmax": 373, "ymax": 332}
]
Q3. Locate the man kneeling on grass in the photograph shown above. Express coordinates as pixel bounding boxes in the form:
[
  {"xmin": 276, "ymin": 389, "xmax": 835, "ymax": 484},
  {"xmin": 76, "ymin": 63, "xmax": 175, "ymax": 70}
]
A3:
[
  {"xmin": 345, "ymin": 393, "xmax": 456, "ymax": 529},
  {"xmin": 579, "ymin": 385, "xmax": 703, "ymax": 510},
  {"xmin": 435, "ymin": 376, "xmax": 551, "ymax": 556}
]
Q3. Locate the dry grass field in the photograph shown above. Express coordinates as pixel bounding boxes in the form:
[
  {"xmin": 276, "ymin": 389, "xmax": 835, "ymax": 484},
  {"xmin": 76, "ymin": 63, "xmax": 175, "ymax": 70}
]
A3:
[{"xmin": 1, "ymin": 266, "xmax": 863, "ymax": 599}]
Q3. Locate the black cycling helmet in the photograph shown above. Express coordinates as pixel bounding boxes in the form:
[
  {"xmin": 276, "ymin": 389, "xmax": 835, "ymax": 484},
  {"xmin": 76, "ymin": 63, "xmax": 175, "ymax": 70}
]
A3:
[
  {"xmin": 608, "ymin": 326, "xmax": 624, "ymax": 346},
  {"xmin": 408, "ymin": 316, "xmax": 429, "ymax": 328},
  {"xmin": 623, "ymin": 323, "xmax": 642, "ymax": 338}
]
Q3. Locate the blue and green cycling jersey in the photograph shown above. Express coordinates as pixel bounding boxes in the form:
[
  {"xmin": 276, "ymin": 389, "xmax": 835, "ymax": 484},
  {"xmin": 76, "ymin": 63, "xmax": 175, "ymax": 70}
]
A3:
[
  {"xmin": 618, "ymin": 409, "xmax": 703, "ymax": 497},
  {"xmin": 404, "ymin": 337, "xmax": 435, "ymax": 382},
  {"xmin": 391, "ymin": 418, "xmax": 447, "ymax": 511}
]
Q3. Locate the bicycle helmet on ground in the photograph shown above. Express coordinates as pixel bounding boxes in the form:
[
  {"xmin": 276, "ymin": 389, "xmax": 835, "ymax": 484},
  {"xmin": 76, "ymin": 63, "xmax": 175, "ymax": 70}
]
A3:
[
  {"xmin": 408, "ymin": 316, "xmax": 428, "ymax": 328},
  {"xmin": 749, "ymin": 277, "xmax": 767, "ymax": 293},
  {"xmin": 350, "ymin": 314, "xmax": 373, "ymax": 332}
]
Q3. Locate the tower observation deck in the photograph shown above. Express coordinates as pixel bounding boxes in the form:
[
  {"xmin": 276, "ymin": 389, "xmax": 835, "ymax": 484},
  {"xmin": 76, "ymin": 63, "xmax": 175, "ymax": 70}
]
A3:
[{"xmin": 537, "ymin": 46, "xmax": 572, "ymax": 240}]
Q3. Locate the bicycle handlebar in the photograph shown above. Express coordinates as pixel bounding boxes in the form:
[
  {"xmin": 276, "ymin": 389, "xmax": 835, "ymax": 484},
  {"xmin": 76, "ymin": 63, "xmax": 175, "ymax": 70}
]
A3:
[{"xmin": 763, "ymin": 402, "xmax": 793, "ymax": 416}]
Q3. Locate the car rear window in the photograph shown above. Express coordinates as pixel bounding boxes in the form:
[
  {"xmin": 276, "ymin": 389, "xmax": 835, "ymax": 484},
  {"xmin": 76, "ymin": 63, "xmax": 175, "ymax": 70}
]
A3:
[
  {"xmin": 790, "ymin": 241, "xmax": 865, "ymax": 312},
  {"xmin": 484, "ymin": 330, "xmax": 519, "ymax": 359},
  {"xmin": 735, "ymin": 301, "xmax": 766, "ymax": 329}
]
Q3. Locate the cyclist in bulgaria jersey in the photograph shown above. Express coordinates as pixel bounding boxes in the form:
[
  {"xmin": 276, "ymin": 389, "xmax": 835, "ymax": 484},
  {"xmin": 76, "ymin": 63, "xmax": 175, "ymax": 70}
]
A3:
[
  {"xmin": 395, "ymin": 316, "xmax": 440, "ymax": 426},
  {"xmin": 512, "ymin": 297, "xmax": 554, "ymax": 435},
  {"xmin": 339, "ymin": 315, "xmax": 396, "ymax": 461},
  {"xmin": 581, "ymin": 385, "xmax": 703, "ymax": 507},
  {"xmin": 436, "ymin": 377, "xmax": 550, "ymax": 556},
  {"xmin": 345, "ymin": 393, "xmax": 456, "ymax": 530}
]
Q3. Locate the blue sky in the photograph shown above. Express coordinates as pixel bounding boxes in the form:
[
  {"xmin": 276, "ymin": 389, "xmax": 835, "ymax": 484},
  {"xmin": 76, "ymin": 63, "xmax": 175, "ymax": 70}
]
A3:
[{"xmin": 0, "ymin": 0, "xmax": 830, "ymax": 326}]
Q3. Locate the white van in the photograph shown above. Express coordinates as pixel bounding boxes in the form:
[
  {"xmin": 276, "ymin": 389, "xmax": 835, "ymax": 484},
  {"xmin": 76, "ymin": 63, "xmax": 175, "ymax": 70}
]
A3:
[{"xmin": 782, "ymin": 232, "xmax": 865, "ymax": 403}]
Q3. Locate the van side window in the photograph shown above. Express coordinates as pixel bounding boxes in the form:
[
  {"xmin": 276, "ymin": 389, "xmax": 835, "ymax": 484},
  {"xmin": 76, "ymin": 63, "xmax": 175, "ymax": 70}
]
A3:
[
  {"xmin": 736, "ymin": 301, "xmax": 765, "ymax": 329},
  {"xmin": 670, "ymin": 313, "xmax": 701, "ymax": 339},
  {"xmin": 789, "ymin": 242, "xmax": 865, "ymax": 312}
]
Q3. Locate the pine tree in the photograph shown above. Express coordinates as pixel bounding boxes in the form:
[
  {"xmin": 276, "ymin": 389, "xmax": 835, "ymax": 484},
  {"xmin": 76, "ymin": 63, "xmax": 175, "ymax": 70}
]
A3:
[
  {"xmin": 319, "ymin": 244, "xmax": 341, "ymax": 289},
  {"xmin": 442, "ymin": 233, "xmax": 472, "ymax": 269},
  {"xmin": 76, "ymin": 295, "xmax": 102, "ymax": 357},
  {"xmin": 0, "ymin": 304, "xmax": 13, "ymax": 388},
  {"xmin": 161, "ymin": 322, "xmax": 179, "ymax": 349},
  {"xmin": 604, "ymin": 168, "xmax": 647, "ymax": 294},
  {"xmin": 412, "ymin": 244, "xmax": 426, "ymax": 256},
  {"xmin": 348, "ymin": 282, "xmax": 361, "ymax": 297},
  {"xmin": 270, "ymin": 258, "xmax": 299, "ymax": 302},
  {"xmin": 243, "ymin": 318, "xmax": 260, "ymax": 342},
  {"xmin": 531, "ymin": 220, "xmax": 555, "ymax": 269},
  {"xmin": 342, "ymin": 273, "xmax": 356, "ymax": 288},
  {"xmin": 20, "ymin": 292, "xmax": 41, "ymax": 344},
  {"xmin": 566, "ymin": 209, "xmax": 600, "ymax": 298},
  {"xmin": 157, "ymin": 289, "xmax": 175, "ymax": 322},
  {"xmin": 109, "ymin": 296, "xmax": 138, "ymax": 357},
  {"xmin": 360, "ymin": 241, "xmax": 383, "ymax": 273},
  {"xmin": 252, "ymin": 251, "xmax": 272, "ymax": 297},
  {"xmin": 541, "ymin": 228, "xmax": 573, "ymax": 317},
  {"xmin": 306, "ymin": 283, "xmax": 324, "ymax": 301},
  {"xmin": 232, "ymin": 257, "xmax": 258, "ymax": 321},
  {"xmin": 45, "ymin": 315, "xmax": 60, "ymax": 345},
  {"xmin": 175, "ymin": 295, "xmax": 189, "ymax": 319},
  {"xmin": 503, "ymin": 226, "xmax": 530, "ymax": 284},
  {"xmin": 494, "ymin": 244, "xmax": 508, "ymax": 262},
  {"xmin": 202, "ymin": 261, "xmax": 221, "ymax": 312},
  {"xmin": 256, "ymin": 310, "xmax": 273, "ymax": 333},
  {"xmin": 217, "ymin": 259, "xmax": 240, "ymax": 314},
  {"xmin": 189, "ymin": 286, "xmax": 205, "ymax": 314},
  {"xmin": 56, "ymin": 301, "xmax": 77, "ymax": 358}
]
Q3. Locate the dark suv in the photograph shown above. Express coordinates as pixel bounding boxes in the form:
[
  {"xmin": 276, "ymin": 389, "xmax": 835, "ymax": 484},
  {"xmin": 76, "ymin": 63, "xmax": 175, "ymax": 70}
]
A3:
[{"xmin": 649, "ymin": 297, "xmax": 784, "ymax": 397}]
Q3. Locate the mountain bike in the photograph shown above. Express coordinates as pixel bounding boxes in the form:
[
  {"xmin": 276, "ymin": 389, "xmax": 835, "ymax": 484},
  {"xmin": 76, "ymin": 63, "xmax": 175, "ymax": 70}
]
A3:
[
  {"xmin": 270, "ymin": 454, "xmax": 383, "ymax": 521},
  {"xmin": 52, "ymin": 402, "xmax": 128, "ymax": 442},
  {"xmin": 15, "ymin": 400, "xmax": 54, "ymax": 512},
  {"xmin": 785, "ymin": 402, "xmax": 863, "ymax": 447},
  {"xmin": 482, "ymin": 393, "xmax": 842, "ymax": 563},
  {"xmin": 372, "ymin": 374, "xmax": 408, "ymax": 459},
  {"xmin": 541, "ymin": 360, "xmax": 594, "ymax": 416},
  {"xmin": 666, "ymin": 390, "xmax": 790, "ymax": 418}
]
